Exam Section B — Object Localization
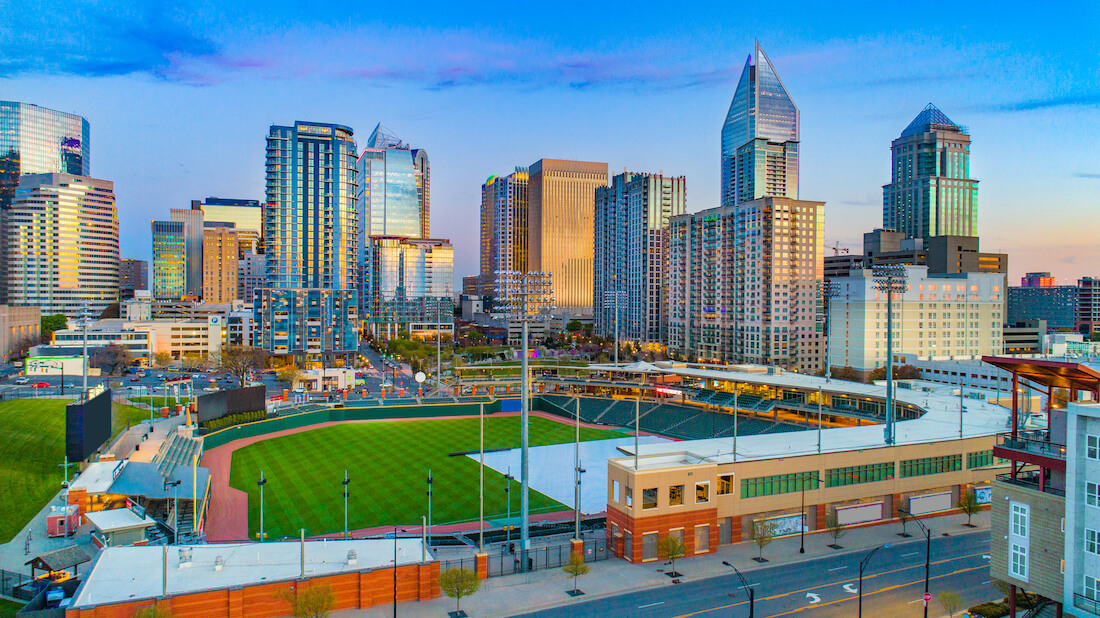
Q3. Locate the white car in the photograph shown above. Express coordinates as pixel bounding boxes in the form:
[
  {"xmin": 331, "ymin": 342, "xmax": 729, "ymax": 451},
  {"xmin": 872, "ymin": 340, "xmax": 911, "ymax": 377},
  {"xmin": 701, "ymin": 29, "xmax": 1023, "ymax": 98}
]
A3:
[
  {"xmin": 203, "ymin": 387, "xmax": 219, "ymax": 392},
  {"xmin": 14, "ymin": 377, "xmax": 29, "ymax": 385}
]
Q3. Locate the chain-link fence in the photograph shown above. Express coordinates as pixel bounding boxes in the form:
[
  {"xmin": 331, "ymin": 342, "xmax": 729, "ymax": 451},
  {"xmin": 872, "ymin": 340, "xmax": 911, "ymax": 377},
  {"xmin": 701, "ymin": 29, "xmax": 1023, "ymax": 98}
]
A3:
[
  {"xmin": 439, "ymin": 537, "xmax": 608, "ymax": 578},
  {"xmin": 1, "ymin": 568, "xmax": 34, "ymax": 600}
]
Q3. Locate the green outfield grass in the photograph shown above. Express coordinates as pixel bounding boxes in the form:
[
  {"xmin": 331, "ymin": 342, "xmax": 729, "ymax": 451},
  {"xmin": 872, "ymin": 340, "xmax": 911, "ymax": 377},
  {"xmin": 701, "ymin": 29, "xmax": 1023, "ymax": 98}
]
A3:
[
  {"xmin": 228, "ymin": 416, "xmax": 621, "ymax": 539},
  {"xmin": 0, "ymin": 598, "xmax": 23, "ymax": 617},
  {"xmin": 129, "ymin": 396, "xmax": 193, "ymax": 408},
  {"xmin": 0, "ymin": 399, "xmax": 149, "ymax": 544}
]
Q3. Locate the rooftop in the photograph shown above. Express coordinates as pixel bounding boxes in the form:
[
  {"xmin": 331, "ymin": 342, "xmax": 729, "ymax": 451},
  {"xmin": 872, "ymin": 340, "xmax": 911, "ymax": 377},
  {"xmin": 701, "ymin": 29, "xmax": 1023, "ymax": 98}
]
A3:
[
  {"xmin": 900, "ymin": 103, "xmax": 968, "ymax": 137},
  {"xmin": 85, "ymin": 508, "xmax": 156, "ymax": 533}
]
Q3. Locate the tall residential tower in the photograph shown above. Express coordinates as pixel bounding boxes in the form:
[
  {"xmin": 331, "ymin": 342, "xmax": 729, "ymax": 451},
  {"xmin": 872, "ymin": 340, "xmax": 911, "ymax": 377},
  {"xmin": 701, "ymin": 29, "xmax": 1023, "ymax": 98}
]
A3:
[{"xmin": 479, "ymin": 168, "xmax": 529, "ymax": 300}]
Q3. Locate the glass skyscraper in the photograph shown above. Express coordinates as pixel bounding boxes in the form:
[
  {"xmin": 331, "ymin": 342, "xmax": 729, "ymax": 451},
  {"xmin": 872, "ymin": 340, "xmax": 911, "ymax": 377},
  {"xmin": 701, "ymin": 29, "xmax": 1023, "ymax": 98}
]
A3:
[
  {"xmin": 479, "ymin": 168, "xmax": 529, "ymax": 299},
  {"xmin": 259, "ymin": 121, "xmax": 359, "ymax": 359},
  {"xmin": 720, "ymin": 43, "xmax": 799, "ymax": 207},
  {"xmin": 883, "ymin": 104, "xmax": 978, "ymax": 239},
  {"xmin": 366, "ymin": 237, "xmax": 454, "ymax": 337},
  {"xmin": 170, "ymin": 206, "xmax": 204, "ymax": 297},
  {"xmin": 151, "ymin": 220, "xmax": 186, "ymax": 300}
]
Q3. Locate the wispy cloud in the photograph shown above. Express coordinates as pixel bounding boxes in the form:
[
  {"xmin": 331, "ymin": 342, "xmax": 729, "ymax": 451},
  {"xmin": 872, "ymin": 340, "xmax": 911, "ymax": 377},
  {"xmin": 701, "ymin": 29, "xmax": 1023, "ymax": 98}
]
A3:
[
  {"xmin": 1075, "ymin": 172, "xmax": 1100, "ymax": 180},
  {"xmin": 976, "ymin": 93, "xmax": 1100, "ymax": 113}
]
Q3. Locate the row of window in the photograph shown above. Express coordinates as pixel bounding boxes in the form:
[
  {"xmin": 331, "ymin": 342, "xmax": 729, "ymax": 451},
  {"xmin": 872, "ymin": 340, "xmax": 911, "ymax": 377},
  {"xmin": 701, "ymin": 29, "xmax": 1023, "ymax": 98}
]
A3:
[
  {"xmin": 900, "ymin": 454, "xmax": 962, "ymax": 478},
  {"xmin": 741, "ymin": 471, "xmax": 818, "ymax": 498}
]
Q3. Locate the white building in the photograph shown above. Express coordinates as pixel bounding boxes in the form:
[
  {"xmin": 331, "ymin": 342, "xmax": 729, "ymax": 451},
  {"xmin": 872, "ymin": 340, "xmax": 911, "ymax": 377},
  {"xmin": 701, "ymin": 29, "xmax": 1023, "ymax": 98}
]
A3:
[
  {"xmin": 828, "ymin": 266, "xmax": 1003, "ymax": 373},
  {"xmin": 1065, "ymin": 401, "xmax": 1100, "ymax": 616},
  {"xmin": 50, "ymin": 319, "xmax": 223, "ymax": 360}
]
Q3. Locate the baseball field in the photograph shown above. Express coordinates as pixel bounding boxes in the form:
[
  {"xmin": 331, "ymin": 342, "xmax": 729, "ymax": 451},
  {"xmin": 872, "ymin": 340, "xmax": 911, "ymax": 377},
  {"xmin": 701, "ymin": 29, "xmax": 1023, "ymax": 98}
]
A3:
[{"xmin": 226, "ymin": 415, "xmax": 623, "ymax": 540}]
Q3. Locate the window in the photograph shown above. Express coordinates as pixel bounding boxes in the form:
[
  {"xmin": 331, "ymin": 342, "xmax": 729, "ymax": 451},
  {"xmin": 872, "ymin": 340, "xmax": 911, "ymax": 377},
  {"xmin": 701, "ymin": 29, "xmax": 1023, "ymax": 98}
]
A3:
[
  {"xmin": 1087, "ymin": 529, "xmax": 1100, "ymax": 555},
  {"xmin": 967, "ymin": 450, "xmax": 994, "ymax": 469},
  {"xmin": 696, "ymin": 482, "xmax": 710, "ymax": 503},
  {"xmin": 625, "ymin": 486, "xmax": 633, "ymax": 508},
  {"xmin": 1088, "ymin": 482, "xmax": 1100, "ymax": 508},
  {"xmin": 694, "ymin": 525, "xmax": 710, "ymax": 554},
  {"xmin": 669, "ymin": 485, "xmax": 684, "ymax": 506},
  {"xmin": 642, "ymin": 488, "xmax": 658, "ymax": 510},
  {"xmin": 825, "ymin": 462, "xmax": 895, "ymax": 487},
  {"xmin": 1010, "ymin": 543, "xmax": 1028, "ymax": 580},
  {"xmin": 1089, "ymin": 435, "xmax": 1100, "ymax": 461},
  {"xmin": 901, "ymin": 454, "xmax": 963, "ymax": 477},
  {"xmin": 741, "ymin": 471, "xmax": 818, "ymax": 498},
  {"xmin": 1011, "ymin": 503, "xmax": 1029, "ymax": 538},
  {"xmin": 1087, "ymin": 575, "xmax": 1100, "ymax": 602},
  {"xmin": 718, "ymin": 474, "xmax": 733, "ymax": 495},
  {"xmin": 613, "ymin": 480, "xmax": 620, "ymax": 502}
]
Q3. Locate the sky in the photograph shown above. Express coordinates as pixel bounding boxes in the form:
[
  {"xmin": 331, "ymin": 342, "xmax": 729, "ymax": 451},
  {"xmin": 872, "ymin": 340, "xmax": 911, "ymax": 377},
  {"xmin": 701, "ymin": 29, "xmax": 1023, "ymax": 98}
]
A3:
[{"xmin": 2, "ymin": 1, "xmax": 1098, "ymax": 286}]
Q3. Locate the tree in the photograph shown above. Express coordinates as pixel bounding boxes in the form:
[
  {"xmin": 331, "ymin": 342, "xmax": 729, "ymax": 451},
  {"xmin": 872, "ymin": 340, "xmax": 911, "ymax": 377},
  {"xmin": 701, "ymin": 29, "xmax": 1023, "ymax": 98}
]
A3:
[
  {"xmin": 274, "ymin": 584, "xmax": 335, "ymax": 618},
  {"xmin": 40, "ymin": 314, "xmax": 69, "ymax": 343},
  {"xmin": 439, "ymin": 567, "xmax": 480, "ymax": 613},
  {"xmin": 831, "ymin": 366, "xmax": 861, "ymax": 382},
  {"xmin": 562, "ymin": 551, "xmax": 590, "ymax": 594},
  {"xmin": 566, "ymin": 320, "xmax": 583, "ymax": 333},
  {"xmin": 958, "ymin": 488, "xmax": 981, "ymax": 527},
  {"xmin": 277, "ymin": 365, "xmax": 301, "ymax": 387},
  {"xmin": 659, "ymin": 534, "xmax": 686, "ymax": 575},
  {"xmin": 132, "ymin": 606, "xmax": 172, "ymax": 618},
  {"xmin": 751, "ymin": 519, "xmax": 776, "ymax": 561},
  {"xmin": 825, "ymin": 511, "xmax": 847, "ymax": 548},
  {"xmin": 220, "ymin": 345, "xmax": 266, "ymax": 386},
  {"xmin": 90, "ymin": 343, "xmax": 132, "ymax": 375},
  {"xmin": 153, "ymin": 352, "xmax": 172, "ymax": 367},
  {"xmin": 938, "ymin": 591, "xmax": 962, "ymax": 617},
  {"xmin": 465, "ymin": 330, "xmax": 485, "ymax": 344},
  {"xmin": 898, "ymin": 508, "xmax": 912, "ymax": 537}
]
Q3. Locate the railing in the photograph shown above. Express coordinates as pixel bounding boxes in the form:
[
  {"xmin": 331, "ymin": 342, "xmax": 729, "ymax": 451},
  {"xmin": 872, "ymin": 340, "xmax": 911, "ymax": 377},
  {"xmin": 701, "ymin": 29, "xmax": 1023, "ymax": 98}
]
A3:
[
  {"xmin": 438, "ymin": 537, "xmax": 608, "ymax": 578},
  {"xmin": 996, "ymin": 471, "xmax": 1066, "ymax": 497},
  {"xmin": 998, "ymin": 431, "xmax": 1067, "ymax": 460},
  {"xmin": 1075, "ymin": 593, "xmax": 1100, "ymax": 615},
  {"xmin": 0, "ymin": 567, "xmax": 34, "ymax": 600}
]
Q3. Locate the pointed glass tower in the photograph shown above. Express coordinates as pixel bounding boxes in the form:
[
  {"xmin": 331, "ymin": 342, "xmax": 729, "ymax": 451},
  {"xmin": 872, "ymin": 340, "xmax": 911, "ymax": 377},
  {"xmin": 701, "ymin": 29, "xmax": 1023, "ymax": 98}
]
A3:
[{"xmin": 721, "ymin": 42, "xmax": 799, "ymax": 206}]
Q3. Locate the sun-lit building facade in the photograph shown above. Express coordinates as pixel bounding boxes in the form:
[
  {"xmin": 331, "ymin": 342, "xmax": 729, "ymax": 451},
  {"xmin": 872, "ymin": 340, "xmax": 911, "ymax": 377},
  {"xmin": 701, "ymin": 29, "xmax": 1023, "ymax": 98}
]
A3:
[
  {"xmin": 365, "ymin": 236, "xmax": 453, "ymax": 338},
  {"xmin": 479, "ymin": 168, "xmax": 529, "ymax": 301},
  {"xmin": 151, "ymin": 220, "xmax": 186, "ymax": 300},
  {"xmin": 202, "ymin": 226, "xmax": 239, "ymax": 303},
  {"xmin": 195, "ymin": 197, "xmax": 262, "ymax": 254},
  {"xmin": 7, "ymin": 173, "xmax": 118, "ymax": 316}
]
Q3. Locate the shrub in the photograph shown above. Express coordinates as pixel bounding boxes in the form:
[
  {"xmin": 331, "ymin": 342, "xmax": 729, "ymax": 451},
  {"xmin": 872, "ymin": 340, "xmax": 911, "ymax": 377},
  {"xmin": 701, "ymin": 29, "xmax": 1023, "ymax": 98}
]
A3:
[{"xmin": 967, "ymin": 602, "xmax": 1008, "ymax": 618}]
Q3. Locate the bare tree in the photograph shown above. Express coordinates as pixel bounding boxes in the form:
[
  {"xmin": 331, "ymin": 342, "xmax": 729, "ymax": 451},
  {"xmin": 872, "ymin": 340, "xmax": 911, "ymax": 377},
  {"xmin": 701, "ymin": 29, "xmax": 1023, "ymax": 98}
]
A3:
[
  {"xmin": 898, "ymin": 507, "xmax": 912, "ymax": 537},
  {"xmin": 220, "ymin": 345, "xmax": 265, "ymax": 386},
  {"xmin": 958, "ymin": 488, "xmax": 981, "ymax": 527},
  {"xmin": 938, "ymin": 591, "xmax": 962, "ymax": 617},
  {"xmin": 751, "ymin": 519, "xmax": 776, "ymax": 562},
  {"xmin": 825, "ymin": 511, "xmax": 847, "ymax": 548}
]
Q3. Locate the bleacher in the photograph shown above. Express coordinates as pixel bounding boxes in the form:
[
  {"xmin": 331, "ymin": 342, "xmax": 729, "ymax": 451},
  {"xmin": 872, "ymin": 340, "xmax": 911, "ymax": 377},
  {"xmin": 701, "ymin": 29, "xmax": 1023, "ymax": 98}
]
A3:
[
  {"xmin": 595, "ymin": 399, "xmax": 659, "ymax": 427},
  {"xmin": 153, "ymin": 433, "xmax": 203, "ymax": 477}
]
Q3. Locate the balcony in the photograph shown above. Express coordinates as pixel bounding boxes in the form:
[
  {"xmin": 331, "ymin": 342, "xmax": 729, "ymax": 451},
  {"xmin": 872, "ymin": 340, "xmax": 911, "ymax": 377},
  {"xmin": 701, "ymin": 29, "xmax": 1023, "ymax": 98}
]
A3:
[
  {"xmin": 1075, "ymin": 593, "xmax": 1100, "ymax": 615},
  {"xmin": 994, "ymin": 431, "xmax": 1066, "ymax": 470},
  {"xmin": 996, "ymin": 471, "xmax": 1065, "ymax": 497}
]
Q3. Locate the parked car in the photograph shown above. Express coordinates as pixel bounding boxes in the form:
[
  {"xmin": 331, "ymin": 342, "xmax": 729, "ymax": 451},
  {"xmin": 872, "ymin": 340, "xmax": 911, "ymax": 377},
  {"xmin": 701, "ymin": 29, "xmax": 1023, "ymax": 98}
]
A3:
[
  {"xmin": 14, "ymin": 377, "xmax": 29, "ymax": 384},
  {"xmin": 32, "ymin": 382, "xmax": 50, "ymax": 388}
]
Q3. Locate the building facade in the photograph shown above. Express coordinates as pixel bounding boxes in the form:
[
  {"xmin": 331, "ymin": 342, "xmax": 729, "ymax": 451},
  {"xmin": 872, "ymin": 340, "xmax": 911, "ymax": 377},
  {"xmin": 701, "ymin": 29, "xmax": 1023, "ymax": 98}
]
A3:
[
  {"xmin": 170, "ymin": 206, "xmax": 204, "ymax": 298},
  {"xmin": 1007, "ymin": 273, "xmax": 1077, "ymax": 331},
  {"xmin": 528, "ymin": 158, "xmax": 608, "ymax": 313},
  {"xmin": 1078, "ymin": 277, "xmax": 1100, "ymax": 336},
  {"xmin": 1064, "ymin": 401, "xmax": 1100, "ymax": 616},
  {"xmin": 720, "ymin": 43, "xmax": 798, "ymax": 207},
  {"xmin": 151, "ymin": 220, "xmax": 186, "ymax": 300},
  {"xmin": 365, "ymin": 236, "xmax": 453, "ymax": 337},
  {"xmin": 667, "ymin": 197, "xmax": 825, "ymax": 372},
  {"xmin": 201, "ymin": 226, "xmax": 239, "ymax": 303},
  {"xmin": 479, "ymin": 168, "xmax": 529, "ymax": 301},
  {"xmin": 194, "ymin": 197, "xmax": 262, "ymax": 254},
  {"xmin": 119, "ymin": 259, "xmax": 148, "ymax": 301},
  {"xmin": 883, "ymin": 104, "xmax": 978, "ymax": 239},
  {"xmin": 237, "ymin": 251, "xmax": 266, "ymax": 304},
  {"xmin": 260, "ymin": 121, "xmax": 359, "ymax": 358},
  {"xmin": 0, "ymin": 305, "xmax": 40, "ymax": 362},
  {"xmin": 594, "ymin": 171, "xmax": 686, "ymax": 346},
  {"xmin": 827, "ymin": 266, "xmax": 1003, "ymax": 373},
  {"xmin": 7, "ymin": 173, "xmax": 118, "ymax": 316}
]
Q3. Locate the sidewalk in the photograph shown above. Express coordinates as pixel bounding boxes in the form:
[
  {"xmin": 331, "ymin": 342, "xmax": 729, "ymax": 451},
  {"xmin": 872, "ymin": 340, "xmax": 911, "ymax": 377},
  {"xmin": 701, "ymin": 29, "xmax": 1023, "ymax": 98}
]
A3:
[{"xmin": 340, "ymin": 510, "xmax": 990, "ymax": 617}]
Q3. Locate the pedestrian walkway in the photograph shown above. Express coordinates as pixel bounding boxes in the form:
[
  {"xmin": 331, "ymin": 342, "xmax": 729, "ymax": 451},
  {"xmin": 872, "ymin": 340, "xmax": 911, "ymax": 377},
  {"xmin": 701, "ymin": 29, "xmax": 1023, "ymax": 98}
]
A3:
[{"xmin": 339, "ymin": 510, "xmax": 991, "ymax": 617}]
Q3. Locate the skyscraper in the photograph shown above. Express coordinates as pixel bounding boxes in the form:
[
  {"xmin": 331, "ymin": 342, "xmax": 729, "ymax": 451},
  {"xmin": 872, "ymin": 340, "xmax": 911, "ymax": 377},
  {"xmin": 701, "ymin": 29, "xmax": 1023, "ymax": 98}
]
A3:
[
  {"xmin": 7, "ymin": 173, "xmax": 118, "ymax": 316},
  {"xmin": 720, "ymin": 43, "xmax": 798, "ymax": 207},
  {"xmin": 258, "ymin": 121, "xmax": 359, "ymax": 359},
  {"xmin": 883, "ymin": 104, "xmax": 978, "ymax": 239},
  {"xmin": 479, "ymin": 168, "xmax": 529, "ymax": 300},
  {"xmin": 594, "ymin": 172, "xmax": 686, "ymax": 345},
  {"xmin": 0, "ymin": 102, "xmax": 91, "ymax": 303},
  {"xmin": 194, "ymin": 197, "xmax": 262, "ymax": 254},
  {"xmin": 202, "ymin": 226, "xmax": 239, "ymax": 303},
  {"xmin": 119, "ymin": 259, "xmax": 148, "ymax": 300},
  {"xmin": 366, "ymin": 237, "xmax": 454, "ymax": 338},
  {"xmin": 151, "ymin": 220, "xmax": 186, "ymax": 300},
  {"xmin": 528, "ymin": 158, "xmax": 608, "ymax": 313},
  {"xmin": 170, "ymin": 206, "xmax": 204, "ymax": 297}
]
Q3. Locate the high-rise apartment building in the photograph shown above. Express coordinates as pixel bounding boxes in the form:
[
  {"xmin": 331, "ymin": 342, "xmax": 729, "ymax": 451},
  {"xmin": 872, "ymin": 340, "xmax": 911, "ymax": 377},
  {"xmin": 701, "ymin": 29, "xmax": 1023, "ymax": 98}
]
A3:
[
  {"xmin": 594, "ymin": 172, "xmax": 686, "ymax": 346},
  {"xmin": 202, "ymin": 226, "xmax": 239, "ymax": 303},
  {"xmin": 720, "ymin": 43, "xmax": 799, "ymax": 207},
  {"xmin": 119, "ymin": 259, "xmax": 148, "ymax": 300},
  {"xmin": 528, "ymin": 158, "xmax": 608, "ymax": 313},
  {"xmin": 0, "ymin": 102, "xmax": 91, "ymax": 303},
  {"xmin": 194, "ymin": 197, "xmax": 262, "ymax": 254},
  {"xmin": 883, "ymin": 104, "xmax": 978, "ymax": 239},
  {"xmin": 170, "ymin": 205, "xmax": 204, "ymax": 297},
  {"xmin": 1078, "ymin": 277, "xmax": 1100, "ymax": 336},
  {"xmin": 1007, "ymin": 272, "xmax": 1077, "ymax": 331},
  {"xmin": 667, "ymin": 197, "xmax": 824, "ymax": 371},
  {"xmin": 366, "ymin": 237, "xmax": 454, "ymax": 337},
  {"xmin": 237, "ymin": 251, "xmax": 266, "ymax": 304},
  {"xmin": 151, "ymin": 220, "xmax": 186, "ymax": 300},
  {"xmin": 7, "ymin": 173, "xmax": 118, "ymax": 316},
  {"xmin": 258, "ymin": 121, "xmax": 359, "ymax": 359},
  {"xmin": 479, "ymin": 168, "xmax": 529, "ymax": 301}
]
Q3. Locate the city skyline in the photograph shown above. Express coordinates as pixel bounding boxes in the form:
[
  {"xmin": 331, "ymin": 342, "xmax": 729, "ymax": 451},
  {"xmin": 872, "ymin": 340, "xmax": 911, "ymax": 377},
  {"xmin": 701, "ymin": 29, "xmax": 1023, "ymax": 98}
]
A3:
[{"xmin": 3, "ymin": 2, "xmax": 1098, "ymax": 286}]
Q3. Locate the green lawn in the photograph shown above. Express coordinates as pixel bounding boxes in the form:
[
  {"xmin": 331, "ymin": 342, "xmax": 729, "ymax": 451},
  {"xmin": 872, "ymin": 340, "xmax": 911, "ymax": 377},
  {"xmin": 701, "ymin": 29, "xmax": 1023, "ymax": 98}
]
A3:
[
  {"xmin": 0, "ymin": 399, "xmax": 149, "ymax": 543},
  {"xmin": 0, "ymin": 598, "xmax": 23, "ymax": 617},
  {"xmin": 228, "ymin": 416, "xmax": 622, "ymax": 539},
  {"xmin": 129, "ymin": 396, "xmax": 193, "ymax": 408}
]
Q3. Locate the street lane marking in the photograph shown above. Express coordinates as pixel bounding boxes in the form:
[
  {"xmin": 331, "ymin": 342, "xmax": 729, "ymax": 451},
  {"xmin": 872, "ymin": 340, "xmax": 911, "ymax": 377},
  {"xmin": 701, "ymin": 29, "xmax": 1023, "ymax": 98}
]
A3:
[
  {"xmin": 827, "ymin": 566, "xmax": 847, "ymax": 571},
  {"xmin": 638, "ymin": 601, "xmax": 665, "ymax": 609},
  {"xmin": 842, "ymin": 583, "xmax": 858, "ymax": 594},
  {"xmin": 902, "ymin": 552, "xmax": 919, "ymax": 557},
  {"xmin": 806, "ymin": 593, "xmax": 820, "ymax": 604}
]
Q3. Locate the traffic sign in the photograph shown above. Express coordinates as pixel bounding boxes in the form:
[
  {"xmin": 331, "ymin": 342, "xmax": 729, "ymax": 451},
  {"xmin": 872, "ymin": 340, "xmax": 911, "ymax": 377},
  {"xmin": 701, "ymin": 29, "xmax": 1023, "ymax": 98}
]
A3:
[{"xmin": 923, "ymin": 592, "xmax": 931, "ymax": 602}]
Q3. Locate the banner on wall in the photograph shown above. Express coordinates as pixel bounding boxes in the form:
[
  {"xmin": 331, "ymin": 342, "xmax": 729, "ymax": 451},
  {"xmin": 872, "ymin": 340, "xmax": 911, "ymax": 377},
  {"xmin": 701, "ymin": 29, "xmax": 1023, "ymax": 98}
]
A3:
[
  {"xmin": 759, "ymin": 513, "xmax": 805, "ymax": 538},
  {"xmin": 836, "ymin": 501, "xmax": 884, "ymax": 526},
  {"xmin": 973, "ymin": 486, "xmax": 992, "ymax": 505}
]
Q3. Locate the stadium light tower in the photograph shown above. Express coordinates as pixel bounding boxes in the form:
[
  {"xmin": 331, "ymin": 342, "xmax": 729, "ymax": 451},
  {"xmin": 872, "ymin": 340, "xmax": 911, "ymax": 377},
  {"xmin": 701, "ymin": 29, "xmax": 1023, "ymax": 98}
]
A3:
[
  {"xmin": 871, "ymin": 265, "xmax": 907, "ymax": 445},
  {"xmin": 494, "ymin": 270, "xmax": 554, "ymax": 566},
  {"xmin": 257, "ymin": 471, "xmax": 267, "ymax": 543},
  {"xmin": 822, "ymin": 280, "xmax": 842, "ymax": 382},
  {"xmin": 79, "ymin": 304, "xmax": 94, "ymax": 394},
  {"xmin": 603, "ymin": 289, "xmax": 626, "ymax": 366},
  {"xmin": 342, "ymin": 470, "xmax": 350, "ymax": 540}
]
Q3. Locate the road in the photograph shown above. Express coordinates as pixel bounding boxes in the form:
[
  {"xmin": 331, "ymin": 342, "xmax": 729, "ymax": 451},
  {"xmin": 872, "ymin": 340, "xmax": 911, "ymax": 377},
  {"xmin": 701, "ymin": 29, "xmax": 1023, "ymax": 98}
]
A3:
[{"xmin": 522, "ymin": 532, "xmax": 993, "ymax": 617}]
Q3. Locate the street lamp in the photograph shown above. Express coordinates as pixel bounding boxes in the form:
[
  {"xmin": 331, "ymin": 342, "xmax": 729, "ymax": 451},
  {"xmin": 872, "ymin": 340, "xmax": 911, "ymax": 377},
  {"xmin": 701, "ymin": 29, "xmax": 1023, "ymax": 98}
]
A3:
[
  {"xmin": 342, "ymin": 470, "xmax": 350, "ymax": 540},
  {"xmin": 426, "ymin": 470, "xmax": 433, "ymax": 542},
  {"xmin": 163, "ymin": 479, "xmax": 182, "ymax": 542},
  {"xmin": 798, "ymin": 473, "xmax": 821, "ymax": 554},
  {"xmin": 494, "ymin": 270, "xmax": 554, "ymax": 565},
  {"xmin": 858, "ymin": 543, "xmax": 892, "ymax": 617},
  {"xmin": 822, "ymin": 280, "xmax": 841, "ymax": 382},
  {"xmin": 871, "ymin": 265, "xmax": 907, "ymax": 444},
  {"xmin": 257, "ymin": 471, "xmax": 267, "ymax": 543},
  {"xmin": 504, "ymin": 468, "xmax": 514, "ymax": 546},
  {"xmin": 721, "ymin": 561, "xmax": 754, "ymax": 617},
  {"xmin": 898, "ymin": 509, "xmax": 932, "ymax": 618}
]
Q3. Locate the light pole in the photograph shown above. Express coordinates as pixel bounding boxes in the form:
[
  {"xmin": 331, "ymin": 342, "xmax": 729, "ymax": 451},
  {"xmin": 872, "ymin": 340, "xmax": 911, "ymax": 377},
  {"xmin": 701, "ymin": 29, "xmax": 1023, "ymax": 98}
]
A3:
[
  {"xmin": 164, "ymin": 479, "xmax": 182, "ymax": 542},
  {"xmin": 426, "ymin": 469, "xmax": 433, "ymax": 543},
  {"xmin": 871, "ymin": 265, "xmax": 907, "ymax": 444},
  {"xmin": 342, "ymin": 470, "xmax": 350, "ymax": 540},
  {"xmin": 798, "ymin": 473, "xmax": 820, "ymax": 554},
  {"xmin": 504, "ymin": 468, "xmax": 513, "ymax": 546},
  {"xmin": 79, "ymin": 304, "xmax": 93, "ymax": 395},
  {"xmin": 823, "ymin": 280, "xmax": 841, "ymax": 381},
  {"xmin": 721, "ymin": 561, "xmax": 754, "ymax": 617},
  {"xmin": 858, "ymin": 543, "xmax": 892, "ymax": 617},
  {"xmin": 603, "ymin": 290, "xmax": 624, "ymax": 367},
  {"xmin": 494, "ymin": 270, "xmax": 554, "ymax": 566},
  {"xmin": 574, "ymin": 397, "xmax": 582, "ymax": 539},
  {"xmin": 899, "ymin": 509, "xmax": 931, "ymax": 618},
  {"xmin": 257, "ymin": 471, "xmax": 267, "ymax": 543},
  {"xmin": 479, "ymin": 402, "xmax": 485, "ymax": 552}
]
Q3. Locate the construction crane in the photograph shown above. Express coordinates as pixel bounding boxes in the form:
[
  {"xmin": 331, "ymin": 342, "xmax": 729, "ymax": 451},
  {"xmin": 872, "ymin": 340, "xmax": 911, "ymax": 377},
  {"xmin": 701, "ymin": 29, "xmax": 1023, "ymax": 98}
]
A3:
[{"xmin": 829, "ymin": 241, "xmax": 850, "ymax": 256}]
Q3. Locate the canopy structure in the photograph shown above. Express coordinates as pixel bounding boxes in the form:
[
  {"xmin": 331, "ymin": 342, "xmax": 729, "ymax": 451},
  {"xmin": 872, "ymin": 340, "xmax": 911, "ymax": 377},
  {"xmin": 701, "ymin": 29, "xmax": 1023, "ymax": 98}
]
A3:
[{"xmin": 26, "ymin": 546, "xmax": 91, "ymax": 577}]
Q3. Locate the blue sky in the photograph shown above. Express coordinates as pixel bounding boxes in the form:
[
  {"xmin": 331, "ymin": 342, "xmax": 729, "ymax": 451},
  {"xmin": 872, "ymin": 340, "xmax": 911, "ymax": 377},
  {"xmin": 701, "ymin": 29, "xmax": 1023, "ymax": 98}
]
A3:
[{"xmin": 2, "ymin": 1, "xmax": 1098, "ymax": 285}]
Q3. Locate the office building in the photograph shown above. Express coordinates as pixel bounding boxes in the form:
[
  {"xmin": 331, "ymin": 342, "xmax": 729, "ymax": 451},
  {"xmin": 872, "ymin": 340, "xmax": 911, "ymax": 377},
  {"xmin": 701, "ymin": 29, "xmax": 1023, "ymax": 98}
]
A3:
[
  {"xmin": 119, "ymin": 259, "xmax": 148, "ymax": 301},
  {"xmin": 49, "ymin": 318, "xmax": 223, "ymax": 361},
  {"xmin": 151, "ymin": 220, "xmax": 186, "ymax": 300},
  {"xmin": 667, "ymin": 198, "xmax": 825, "ymax": 372},
  {"xmin": 1002, "ymin": 320, "xmax": 1046, "ymax": 355},
  {"xmin": 365, "ymin": 236, "xmax": 453, "ymax": 338},
  {"xmin": 237, "ymin": 251, "xmax": 266, "ymax": 304},
  {"xmin": 1078, "ymin": 277, "xmax": 1100, "ymax": 335},
  {"xmin": 202, "ymin": 226, "xmax": 239, "ymax": 303},
  {"xmin": 480, "ymin": 168, "xmax": 529, "ymax": 301},
  {"xmin": 0, "ymin": 102, "xmax": 91, "ymax": 303},
  {"xmin": 826, "ymin": 231, "xmax": 1007, "ymax": 279},
  {"xmin": 827, "ymin": 266, "xmax": 1003, "ymax": 374},
  {"xmin": 194, "ymin": 197, "xmax": 262, "ymax": 254},
  {"xmin": 7, "ymin": 173, "xmax": 118, "ymax": 316},
  {"xmin": 594, "ymin": 171, "xmax": 686, "ymax": 346},
  {"xmin": 169, "ymin": 206, "xmax": 204, "ymax": 297},
  {"xmin": 259, "ymin": 121, "xmax": 359, "ymax": 359},
  {"xmin": 0, "ymin": 305, "xmax": 40, "ymax": 362},
  {"xmin": 528, "ymin": 158, "xmax": 608, "ymax": 313},
  {"xmin": 1007, "ymin": 273, "xmax": 1077, "ymax": 331},
  {"xmin": 883, "ymin": 104, "xmax": 978, "ymax": 239},
  {"xmin": 721, "ymin": 42, "xmax": 799, "ymax": 206}
]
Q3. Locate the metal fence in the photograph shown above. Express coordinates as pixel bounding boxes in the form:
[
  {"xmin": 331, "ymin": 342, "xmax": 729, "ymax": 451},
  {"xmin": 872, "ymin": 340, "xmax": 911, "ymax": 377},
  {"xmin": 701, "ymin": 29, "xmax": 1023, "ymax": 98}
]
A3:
[
  {"xmin": 1, "ymin": 567, "xmax": 34, "ymax": 600},
  {"xmin": 439, "ymin": 537, "xmax": 608, "ymax": 578}
]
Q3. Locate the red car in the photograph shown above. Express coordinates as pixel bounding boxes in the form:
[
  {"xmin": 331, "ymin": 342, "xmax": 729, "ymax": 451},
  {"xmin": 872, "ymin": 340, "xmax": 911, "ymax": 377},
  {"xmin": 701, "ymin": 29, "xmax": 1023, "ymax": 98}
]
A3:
[
  {"xmin": 130, "ymin": 377, "xmax": 140, "ymax": 382},
  {"xmin": 32, "ymin": 382, "xmax": 50, "ymax": 388}
]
